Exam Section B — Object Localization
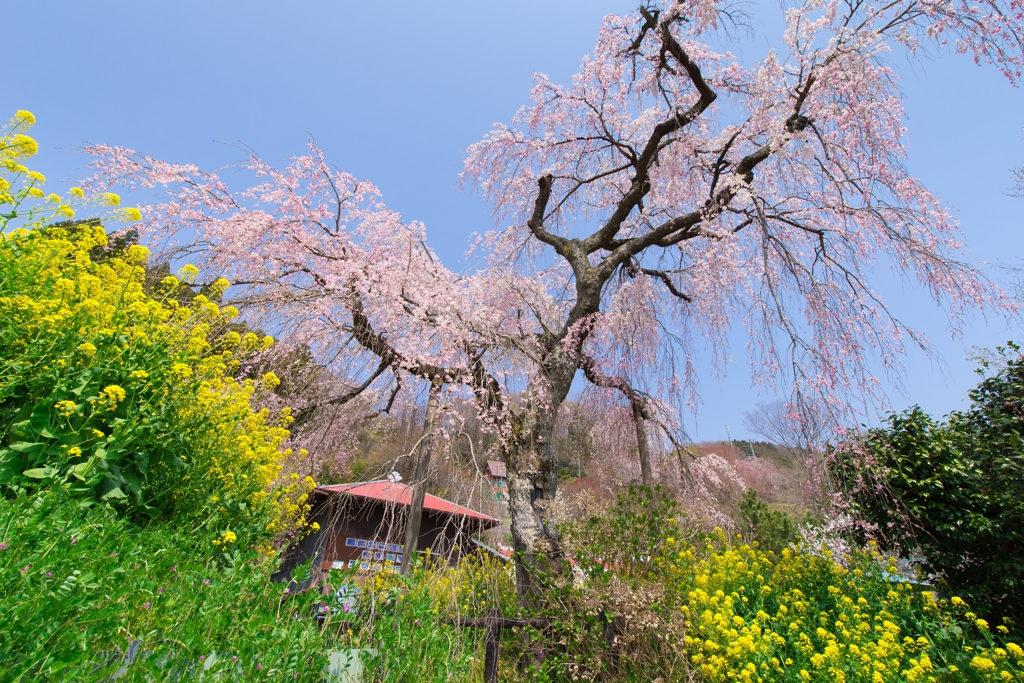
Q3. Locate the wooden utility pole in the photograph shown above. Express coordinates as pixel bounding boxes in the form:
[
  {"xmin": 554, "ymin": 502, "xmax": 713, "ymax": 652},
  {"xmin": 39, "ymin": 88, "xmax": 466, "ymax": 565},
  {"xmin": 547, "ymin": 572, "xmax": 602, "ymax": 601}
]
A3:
[{"xmin": 400, "ymin": 380, "xmax": 441, "ymax": 576}]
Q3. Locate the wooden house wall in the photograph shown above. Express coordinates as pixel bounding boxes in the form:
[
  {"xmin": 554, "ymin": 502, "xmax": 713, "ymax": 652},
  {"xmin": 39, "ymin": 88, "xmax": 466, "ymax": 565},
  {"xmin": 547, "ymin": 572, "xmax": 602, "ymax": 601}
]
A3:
[{"xmin": 271, "ymin": 494, "xmax": 479, "ymax": 585}]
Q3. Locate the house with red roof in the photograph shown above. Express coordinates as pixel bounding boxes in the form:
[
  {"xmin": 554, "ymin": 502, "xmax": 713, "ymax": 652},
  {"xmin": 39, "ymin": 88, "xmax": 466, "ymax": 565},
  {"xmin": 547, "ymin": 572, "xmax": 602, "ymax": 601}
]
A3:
[
  {"xmin": 272, "ymin": 480, "xmax": 501, "ymax": 587},
  {"xmin": 483, "ymin": 460, "xmax": 508, "ymax": 501}
]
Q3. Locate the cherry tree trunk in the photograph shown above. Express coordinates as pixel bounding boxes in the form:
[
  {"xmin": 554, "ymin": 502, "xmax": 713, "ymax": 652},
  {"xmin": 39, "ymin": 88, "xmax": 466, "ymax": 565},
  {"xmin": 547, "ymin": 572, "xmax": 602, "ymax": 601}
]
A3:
[
  {"xmin": 401, "ymin": 382, "xmax": 440, "ymax": 577},
  {"xmin": 504, "ymin": 348, "xmax": 581, "ymax": 599},
  {"xmin": 632, "ymin": 401, "xmax": 653, "ymax": 488},
  {"xmin": 505, "ymin": 434, "xmax": 561, "ymax": 599}
]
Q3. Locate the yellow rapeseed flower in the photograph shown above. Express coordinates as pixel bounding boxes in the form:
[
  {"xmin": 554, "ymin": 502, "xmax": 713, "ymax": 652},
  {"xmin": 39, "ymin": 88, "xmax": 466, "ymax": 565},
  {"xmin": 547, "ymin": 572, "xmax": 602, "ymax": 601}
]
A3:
[
  {"xmin": 54, "ymin": 400, "xmax": 76, "ymax": 415},
  {"xmin": 970, "ymin": 656, "xmax": 996, "ymax": 672},
  {"xmin": 125, "ymin": 244, "xmax": 149, "ymax": 264},
  {"xmin": 9, "ymin": 134, "xmax": 38, "ymax": 158},
  {"xmin": 102, "ymin": 385, "xmax": 126, "ymax": 403},
  {"xmin": 178, "ymin": 264, "xmax": 199, "ymax": 282},
  {"xmin": 170, "ymin": 362, "xmax": 192, "ymax": 380},
  {"xmin": 3, "ymin": 142, "xmax": 314, "ymax": 543}
]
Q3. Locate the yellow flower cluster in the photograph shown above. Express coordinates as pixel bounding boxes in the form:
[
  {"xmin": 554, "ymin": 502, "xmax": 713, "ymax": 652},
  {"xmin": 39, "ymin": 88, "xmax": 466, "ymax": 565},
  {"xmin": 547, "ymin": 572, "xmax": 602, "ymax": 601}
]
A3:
[
  {"xmin": 424, "ymin": 552, "xmax": 517, "ymax": 618},
  {"xmin": 0, "ymin": 110, "xmax": 141, "ymax": 231},
  {"xmin": 213, "ymin": 530, "xmax": 238, "ymax": 546},
  {"xmin": 101, "ymin": 384, "xmax": 126, "ymax": 404},
  {"xmin": 327, "ymin": 490, "xmax": 1024, "ymax": 683},
  {"xmin": 1, "ymin": 155, "xmax": 312, "ymax": 543},
  {"xmin": 680, "ymin": 535, "xmax": 1023, "ymax": 682}
]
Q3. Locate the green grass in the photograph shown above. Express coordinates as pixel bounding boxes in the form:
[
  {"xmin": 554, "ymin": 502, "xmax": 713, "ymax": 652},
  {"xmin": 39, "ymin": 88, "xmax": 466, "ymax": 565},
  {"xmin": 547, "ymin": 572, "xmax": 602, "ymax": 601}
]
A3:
[{"xmin": 0, "ymin": 492, "xmax": 328, "ymax": 682}]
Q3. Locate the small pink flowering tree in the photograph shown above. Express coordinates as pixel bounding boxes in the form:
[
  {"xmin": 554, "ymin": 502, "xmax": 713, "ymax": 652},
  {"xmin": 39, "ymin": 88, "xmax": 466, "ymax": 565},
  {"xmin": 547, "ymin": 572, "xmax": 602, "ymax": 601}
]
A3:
[{"xmin": 88, "ymin": 0, "xmax": 1023, "ymax": 596}]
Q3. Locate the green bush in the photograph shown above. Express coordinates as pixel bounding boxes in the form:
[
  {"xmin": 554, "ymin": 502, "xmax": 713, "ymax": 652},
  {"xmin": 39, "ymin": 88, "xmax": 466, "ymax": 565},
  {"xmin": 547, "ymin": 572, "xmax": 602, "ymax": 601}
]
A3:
[
  {"xmin": 828, "ymin": 344, "xmax": 1024, "ymax": 625},
  {"xmin": 513, "ymin": 488, "xmax": 1024, "ymax": 682},
  {"xmin": 739, "ymin": 488, "xmax": 798, "ymax": 554},
  {"xmin": 300, "ymin": 551, "xmax": 519, "ymax": 683}
]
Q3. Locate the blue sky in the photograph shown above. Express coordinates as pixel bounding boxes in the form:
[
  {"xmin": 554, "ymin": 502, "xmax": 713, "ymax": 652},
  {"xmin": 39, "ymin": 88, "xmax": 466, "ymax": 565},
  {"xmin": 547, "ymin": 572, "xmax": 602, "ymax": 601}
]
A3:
[{"xmin": 7, "ymin": 1, "xmax": 1023, "ymax": 441}]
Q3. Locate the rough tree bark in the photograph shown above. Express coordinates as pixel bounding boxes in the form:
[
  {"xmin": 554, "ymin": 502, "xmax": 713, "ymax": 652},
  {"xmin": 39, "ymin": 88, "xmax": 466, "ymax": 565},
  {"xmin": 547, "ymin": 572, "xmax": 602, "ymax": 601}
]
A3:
[
  {"xmin": 503, "ymin": 375, "xmax": 574, "ymax": 598},
  {"xmin": 632, "ymin": 400, "xmax": 653, "ymax": 488},
  {"xmin": 401, "ymin": 380, "xmax": 441, "ymax": 577}
]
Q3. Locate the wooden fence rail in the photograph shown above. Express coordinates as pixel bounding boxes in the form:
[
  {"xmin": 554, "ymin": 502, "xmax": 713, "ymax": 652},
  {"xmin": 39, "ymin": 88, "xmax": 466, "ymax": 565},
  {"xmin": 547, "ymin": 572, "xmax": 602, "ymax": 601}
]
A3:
[{"xmin": 448, "ymin": 607, "xmax": 550, "ymax": 683}]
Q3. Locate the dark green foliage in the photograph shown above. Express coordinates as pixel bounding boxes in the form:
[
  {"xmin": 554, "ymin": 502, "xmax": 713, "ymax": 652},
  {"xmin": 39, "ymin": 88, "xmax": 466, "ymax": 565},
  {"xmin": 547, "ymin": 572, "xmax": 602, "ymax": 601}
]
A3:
[
  {"xmin": 828, "ymin": 343, "xmax": 1024, "ymax": 625},
  {"xmin": 738, "ymin": 488, "xmax": 797, "ymax": 553}
]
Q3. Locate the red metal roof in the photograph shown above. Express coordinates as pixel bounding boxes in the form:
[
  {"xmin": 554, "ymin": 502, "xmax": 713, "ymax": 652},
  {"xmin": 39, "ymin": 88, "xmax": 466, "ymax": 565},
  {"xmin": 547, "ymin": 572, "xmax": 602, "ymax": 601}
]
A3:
[{"xmin": 318, "ymin": 480, "xmax": 500, "ymax": 527}]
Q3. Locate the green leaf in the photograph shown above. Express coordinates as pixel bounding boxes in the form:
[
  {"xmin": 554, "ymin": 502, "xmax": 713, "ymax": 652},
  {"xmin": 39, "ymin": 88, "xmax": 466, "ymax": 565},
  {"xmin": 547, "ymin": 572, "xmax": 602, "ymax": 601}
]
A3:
[
  {"xmin": 122, "ymin": 472, "xmax": 141, "ymax": 495},
  {"xmin": 9, "ymin": 419, "xmax": 30, "ymax": 435},
  {"xmin": 71, "ymin": 373, "xmax": 93, "ymax": 397},
  {"xmin": 0, "ymin": 464, "xmax": 18, "ymax": 484},
  {"xmin": 8, "ymin": 441, "xmax": 44, "ymax": 452},
  {"xmin": 29, "ymin": 403, "xmax": 50, "ymax": 432},
  {"xmin": 23, "ymin": 467, "xmax": 53, "ymax": 479},
  {"xmin": 69, "ymin": 460, "xmax": 95, "ymax": 481},
  {"xmin": 100, "ymin": 486, "xmax": 126, "ymax": 501}
]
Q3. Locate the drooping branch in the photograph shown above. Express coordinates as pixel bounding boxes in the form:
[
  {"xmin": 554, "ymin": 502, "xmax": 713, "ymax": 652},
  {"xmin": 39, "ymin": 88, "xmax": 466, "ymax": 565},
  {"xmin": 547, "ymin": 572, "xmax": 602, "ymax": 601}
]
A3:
[
  {"xmin": 346, "ymin": 284, "xmax": 451, "ymax": 382},
  {"xmin": 579, "ymin": 354, "xmax": 692, "ymax": 486},
  {"xmin": 638, "ymin": 267, "xmax": 693, "ymax": 302},
  {"xmin": 291, "ymin": 356, "xmax": 391, "ymax": 424}
]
